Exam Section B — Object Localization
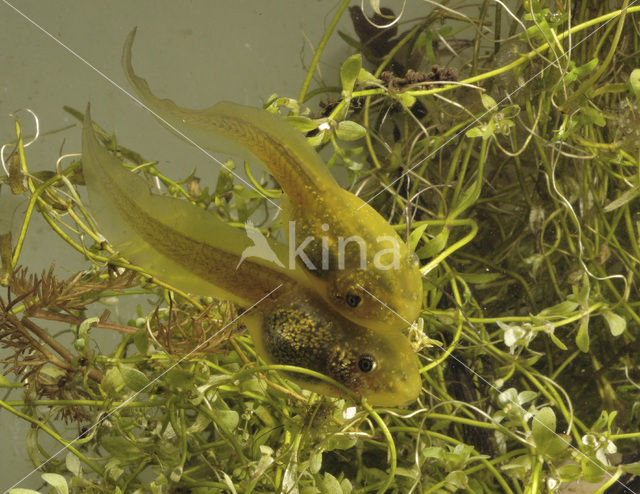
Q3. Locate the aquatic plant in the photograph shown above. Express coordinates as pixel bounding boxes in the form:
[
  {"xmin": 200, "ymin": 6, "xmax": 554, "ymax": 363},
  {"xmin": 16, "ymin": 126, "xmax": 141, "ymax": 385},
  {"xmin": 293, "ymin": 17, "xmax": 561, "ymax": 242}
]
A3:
[{"xmin": 2, "ymin": 1, "xmax": 640, "ymax": 492}]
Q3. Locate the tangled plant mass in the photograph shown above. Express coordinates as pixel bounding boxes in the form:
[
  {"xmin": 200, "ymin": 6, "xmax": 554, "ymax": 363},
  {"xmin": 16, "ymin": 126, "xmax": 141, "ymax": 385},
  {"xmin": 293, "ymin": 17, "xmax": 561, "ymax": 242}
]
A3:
[{"xmin": 2, "ymin": 1, "xmax": 640, "ymax": 492}]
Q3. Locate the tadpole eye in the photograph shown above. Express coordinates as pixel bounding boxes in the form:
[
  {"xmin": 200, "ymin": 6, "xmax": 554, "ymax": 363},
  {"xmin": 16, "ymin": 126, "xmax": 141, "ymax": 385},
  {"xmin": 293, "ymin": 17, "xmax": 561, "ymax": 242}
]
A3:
[
  {"xmin": 345, "ymin": 293, "xmax": 362, "ymax": 308},
  {"xmin": 357, "ymin": 354, "xmax": 377, "ymax": 373}
]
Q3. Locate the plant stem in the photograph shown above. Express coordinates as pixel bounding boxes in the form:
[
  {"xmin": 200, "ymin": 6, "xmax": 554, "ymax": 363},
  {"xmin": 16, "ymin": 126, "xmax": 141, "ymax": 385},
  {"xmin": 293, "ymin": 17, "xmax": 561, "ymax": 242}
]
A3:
[
  {"xmin": 0, "ymin": 399, "xmax": 104, "ymax": 475},
  {"xmin": 298, "ymin": 0, "xmax": 351, "ymax": 103}
]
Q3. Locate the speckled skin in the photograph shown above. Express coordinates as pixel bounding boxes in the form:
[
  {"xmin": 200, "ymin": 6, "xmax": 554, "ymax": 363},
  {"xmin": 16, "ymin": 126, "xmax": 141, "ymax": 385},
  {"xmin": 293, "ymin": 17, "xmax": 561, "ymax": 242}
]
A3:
[
  {"xmin": 245, "ymin": 291, "xmax": 421, "ymax": 405},
  {"xmin": 122, "ymin": 28, "xmax": 423, "ymax": 333},
  {"xmin": 82, "ymin": 108, "xmax": 421, "ymax": 406}
]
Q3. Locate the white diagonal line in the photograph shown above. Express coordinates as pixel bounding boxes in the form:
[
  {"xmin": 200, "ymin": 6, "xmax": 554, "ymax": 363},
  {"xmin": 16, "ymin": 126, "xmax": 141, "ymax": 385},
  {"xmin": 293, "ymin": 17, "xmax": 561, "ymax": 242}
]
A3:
[
  {"xmin": 2, "ymin": 284, "xmax": 282, "ymax": 493},
  {"xmin": 357, "ymin": 283, "xmax": 637, "ymax": 494},
  {"xmin": 1, "ymin": 0, "xmax": 281, "ymax": 211},
  {"xmin": 2, "ymin": 0, "xmax": 636, "ymax": 490},
  {"xmin": 359, "ymin": 2, "xmax": 637, "ymax": 208}
]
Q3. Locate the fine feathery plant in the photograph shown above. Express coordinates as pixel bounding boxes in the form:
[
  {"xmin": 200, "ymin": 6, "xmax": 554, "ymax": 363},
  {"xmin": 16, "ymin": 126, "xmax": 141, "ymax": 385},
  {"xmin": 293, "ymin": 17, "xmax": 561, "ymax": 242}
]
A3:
[{"xmin": 2, "ymin": 1, "xmax": 640, "ymax": 492}]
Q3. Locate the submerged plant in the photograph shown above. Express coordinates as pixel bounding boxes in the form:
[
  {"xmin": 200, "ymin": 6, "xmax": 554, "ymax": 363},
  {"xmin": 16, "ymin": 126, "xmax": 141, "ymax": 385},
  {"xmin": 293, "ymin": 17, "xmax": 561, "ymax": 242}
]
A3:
[{"xmin": 2, "ymin": 1, "xmax": 640, "ymax": 492}]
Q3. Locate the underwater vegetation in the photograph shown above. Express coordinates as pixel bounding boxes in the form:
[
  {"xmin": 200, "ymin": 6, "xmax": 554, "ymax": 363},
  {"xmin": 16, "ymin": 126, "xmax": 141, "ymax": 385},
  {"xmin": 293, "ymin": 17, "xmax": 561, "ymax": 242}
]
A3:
[{"xmin": 2, "ymin": 1, "xmax": 640, "ymax": 492}]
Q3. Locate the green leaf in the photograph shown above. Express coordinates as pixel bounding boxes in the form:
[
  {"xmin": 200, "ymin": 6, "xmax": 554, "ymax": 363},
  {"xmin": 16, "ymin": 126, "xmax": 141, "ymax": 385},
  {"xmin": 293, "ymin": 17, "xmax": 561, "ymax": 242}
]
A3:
[
  {"xmin": 545, "ymin": 435, "xmax": 571, "ymax": 458},
  {"xmin": 74, "ymin": 317, "xmax": 98, "ymax": 352},
  {"xmin": 454, "ymin": 178, "xmax": 483, "ymax": 215},
  {"xmin": 591, "ymin": 410, "xmax": 609, "ymax": 432},
  {"xmin": 518, "ymin": 390, "xmax": 538, "ymax": 405},
  {"xmin": 537, "ymin": 300, "xmax": 579, "ymax": 317},
  {"xmin": 267, "ymin": 96, "xmax": 301, "ymax": 114},
  {"xmin": 525, "ymin": 10, "xmax": 554, "ymax": 42},
  {"xmin": 422, "ymin": 446, "xmax": 444, "ymax": 459},
  {"xmin": 565, "ymin": 58, "xmax": 599, "ymax": 83},
  {"xmin": 133, "ymin": 328, "xmax": 149, "ymax": 355},
  {"xmin": 286, "ymin": 116, "xmax": 319, "ymax": 132},
  {"xmin": 356, "ymin": 68, "xmax": 381, "ymax": 85},
  {"xmin": 301, "ymin": 487, "xmax": 321, "ymax": 494},
  {"xmin": 66, "ymin": 452, "xmax": 82, "ymax": 476},
  {"xmin": 41, "ymin": 364, "xmax": 67, "ymax": 380},
  {"xmin": 335, "ymin": 121, "xmax": 367, "ymax": 141},
  {"xmin": 578, "ymin": 106, "xmax": 606, "ymax": 127},
  {"xmin": 9, "ymin": 490, "xmax": 41, "ymax": 494},
  {"xmin": 187, "ymin": 413, "xmax": 211, "ymax": 434},
  {"xmin": 581, "ymin": 457, "xmax": 606, "ymax": 483},
  {"xmin": 623, "ymin": 461, "xmax": 640, "ymax": 475},
  {"xmin": 604, "ymin": 185, "xmax": 640, "ymax": 212},
  {"xmin": 26, "ymin": 429, "xmax": 40, "ymax": 466},
  {"xmin": 218, "ymin": 472, "xmax": 237, "ymax": 494},
  {"xmin": 340, "ymin": 54, "xmax": 362, "ymax": 98},
  {"xmin": 342, "ymin": 156, "xmax": 363, "ymax": 172},
  {"xmin": 325, "ymin": 434, "xmax": 357, "ymax": 451},
  {"xmin": 532, "ymin": 407, "xmax": 556, "ymax": 454},
  {"xmin": 465, "ymin": 126, "xmax": 486, "ymax": 138},
  {"xmin": 494, "ymin": 118, "xmax": 515, "ymax": 135},
  {"xmin": 630, "ymin": 68, "xmax": 640, "ymax": 100},
  {"xmin": 602, "ymin": 309, "xmax": 626, "ymax": 336},
  {"xmin": 481, "ymin": 93, "xmax": 497, "ymax": 111},
  {"xmin": 104, "ymin": 458, "xmax": 125, "ymax": 482},
  {"xmin": 336, "ymin": 31, "xmax": 363, "ymax": 52},
  {"xmin": 408, "ymin": 224, "xmax": 428, "ymax": 252},
  {"xmin": 319, "ymin": 472, "xmax": 343, "ymax": 494},
  {"xmin": 101, "ymin": 366, "xmax": 124, "ymax": 395},
  {"xmin": 253, "ymin": 405, "xmax": 276, "ymax": 427},
  {"xmin": 214, "ymin": 159, "xmax": 235, "ymax": 197},
  {"xmin": 396, "ymin": 92, "xmax": 416, "ymax": 108},
  {"xmin": 548, "ymin": 331, "xmax": 568, "ymax": 351},
  {"xmin": 307, "ymin": 131, "xmax": 327, "ymax": 147},
  {"xmin": 607, "ymin": 410, "xmax": 618, "ymax": 432},
  {"xmin": 214, "ymin": 409, "xmax": 239, "ymax": 434},
  {"xmin": 444, "ymin": 471, "xmax": 468, "ymax": 489},
  {"xmin": 459, "ymin": 272, "xmax": 503, "ymax": 284},
  {"xmin": 170, "ymin": 465, "xmax": 183, "ymax": 482},
  {"xmin": 78, "ymin": 316, "xmax": 98, "ymax": 336},
  {"xmin": 41, "ymin": 473, "xmax": 69, "ymax": 494},
  {"xmin": 101, "ymin": 436, "xmax": 143, "ymax": 461},
  {"xmin": 576, "ymin": 316, "xmax": 590, "ymax": 352},
  {"xmin": 416, "ymin": 229, "xmax": 449, "ymax": 259},
  {"xmin": 309, "ymin": 451, "xmax": 323, "ymax": 474},
  {"xmin": 234, "ymin": 191, "xmax": 248, "ymax": 222},
  {"xmin": 500, "ymin": 104, "xmax": 521, "ymax": 119},
  {"xmin": 502, "ymin": 454, "xmax": 533, "ymax": 476},
  {"xmin": 421, "ymin": 28, "xmax": 436, "ymax": 64},
  {"xmin": 119, "ymin": 365, "xmax": 150, "ymax": 392},
  {"xmin": 395, "ymin": 466, "xmax": 420, "ymax": 479},
  {"xmin": 557, "ymin": 463, "xmax": 582, "ymax": 481},
  {"xmin": 340, "ymin": 478, "xmax": 353, "ymax": 494},
  {"xmin": 165, "ymin": 367, "xmax": 194, "ymax": 388}
]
